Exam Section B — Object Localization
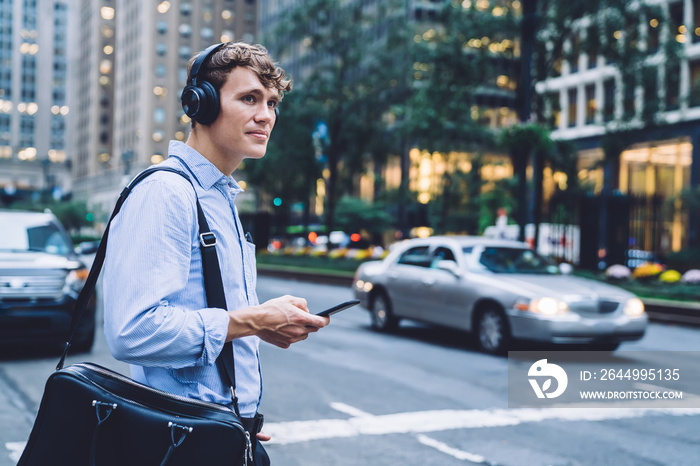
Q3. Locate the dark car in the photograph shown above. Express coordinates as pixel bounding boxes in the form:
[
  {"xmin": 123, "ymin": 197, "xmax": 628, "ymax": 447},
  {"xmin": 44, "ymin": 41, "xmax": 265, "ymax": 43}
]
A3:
[{"xmin": 0, "ymin": 210, "xmax": 96, "ymax": 351}]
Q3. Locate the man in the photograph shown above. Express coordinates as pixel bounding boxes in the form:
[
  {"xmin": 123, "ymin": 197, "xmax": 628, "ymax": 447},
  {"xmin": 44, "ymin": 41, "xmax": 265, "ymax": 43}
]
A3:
[{"xmin": 103, "ymin": 42, "xmax": 329, "ymax": 465}]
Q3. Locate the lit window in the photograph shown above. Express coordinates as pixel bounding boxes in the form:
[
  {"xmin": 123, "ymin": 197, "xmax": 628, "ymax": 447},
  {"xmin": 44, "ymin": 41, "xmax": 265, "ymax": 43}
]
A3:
[
  {"xmin": 153, "ymin": 86, "xmax": 167, "ymax": 97},
  {"xmin": 222, "ymin": 10, "xmax": 233, "ymax": 21},
  {"xmin": 99, "ymin": 60, "xmax": 112, "ymax": 74},
  {"xmin": 101, "ymin": 7, "xmax": 115, "ymax": 20},
  {"xmin": 103, "ymin": 45, "xmax": 114, "ymax": 55},
  {"xmin": 157, "ymin": 1, "xmax": 171, "ymax": 13}
]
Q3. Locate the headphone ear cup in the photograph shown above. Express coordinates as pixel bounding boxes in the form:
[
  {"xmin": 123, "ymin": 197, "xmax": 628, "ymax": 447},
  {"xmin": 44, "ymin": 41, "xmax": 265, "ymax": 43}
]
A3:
[
  {"xmin": 181, "ymin": 84, "xmax": 205, "ymax": 120},
  {"xmin": 196, "ymin": 80, "xmax": 220, "ymax": 125}
]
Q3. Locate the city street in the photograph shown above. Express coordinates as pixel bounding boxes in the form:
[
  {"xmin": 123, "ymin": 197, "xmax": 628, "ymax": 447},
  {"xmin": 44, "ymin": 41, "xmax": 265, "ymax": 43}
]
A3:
[{"xmin": 1, "ymin": 275, "xmax": 700, "ymax": 465}]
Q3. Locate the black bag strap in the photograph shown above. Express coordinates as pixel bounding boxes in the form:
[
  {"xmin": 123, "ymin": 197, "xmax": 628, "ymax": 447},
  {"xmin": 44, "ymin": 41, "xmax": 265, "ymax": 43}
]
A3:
[{"xmin": 57, "ymin": 166, "xmax": 241, "ymax": 416}]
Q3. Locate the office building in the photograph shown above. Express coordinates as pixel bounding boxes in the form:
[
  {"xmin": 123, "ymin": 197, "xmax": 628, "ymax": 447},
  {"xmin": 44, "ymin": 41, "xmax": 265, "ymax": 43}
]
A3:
[
  {"xmin": 0, "ymin": 0, "xmax": 74, "ymax": 204},
  {"xmin": 73, "ymin": 0, "xmax": 259, "ymax": 217},
  {"xmin": 536, "ymin": 0, "xmax": 700, "ymax": 256}
]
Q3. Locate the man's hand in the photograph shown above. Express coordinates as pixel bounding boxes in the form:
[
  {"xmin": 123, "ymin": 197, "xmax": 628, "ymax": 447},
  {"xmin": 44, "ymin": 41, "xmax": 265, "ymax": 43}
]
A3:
[{"xmin": 227, "ymin": 295, "xmax": 329, "ymax": 347}]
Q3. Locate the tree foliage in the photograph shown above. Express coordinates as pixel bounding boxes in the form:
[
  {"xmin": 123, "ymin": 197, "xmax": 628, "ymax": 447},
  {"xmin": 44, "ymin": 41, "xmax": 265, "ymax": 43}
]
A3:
[{"xmin": 260, "ymin": 0, "xmax": 412, "ymax": 233}]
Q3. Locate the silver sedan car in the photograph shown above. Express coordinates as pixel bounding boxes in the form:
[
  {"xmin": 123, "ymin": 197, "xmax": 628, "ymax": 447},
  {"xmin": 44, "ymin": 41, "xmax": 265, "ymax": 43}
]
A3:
[{"xmin": 353, "ymin": 236, "xmax": 647, "ymax": 354}]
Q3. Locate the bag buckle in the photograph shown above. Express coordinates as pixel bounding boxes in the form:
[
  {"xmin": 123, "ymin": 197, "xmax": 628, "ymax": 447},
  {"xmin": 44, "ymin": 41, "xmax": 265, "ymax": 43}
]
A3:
[{"xmin": 199, "ymin": 232, "xmax": 217, "ymax": 247}]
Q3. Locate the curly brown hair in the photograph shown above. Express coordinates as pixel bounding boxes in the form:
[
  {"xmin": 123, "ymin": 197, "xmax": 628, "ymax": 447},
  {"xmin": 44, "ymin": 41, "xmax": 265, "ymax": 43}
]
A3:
[{"xmin": 187, "ymin": 41, "xmax": 292, "ymax": 99}]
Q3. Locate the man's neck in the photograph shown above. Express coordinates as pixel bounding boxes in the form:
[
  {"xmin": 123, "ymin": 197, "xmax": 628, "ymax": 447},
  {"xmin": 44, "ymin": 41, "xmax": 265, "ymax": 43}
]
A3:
[{"xmin": 185, "ymin": 130, "xmax": 242, "ymax": 177}]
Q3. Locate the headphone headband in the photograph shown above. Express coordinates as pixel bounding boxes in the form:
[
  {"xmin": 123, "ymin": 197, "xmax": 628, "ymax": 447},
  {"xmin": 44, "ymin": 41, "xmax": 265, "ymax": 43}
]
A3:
[{"xmin": 188, "ymin": 42, "xmax": 226, "ymax": 86}]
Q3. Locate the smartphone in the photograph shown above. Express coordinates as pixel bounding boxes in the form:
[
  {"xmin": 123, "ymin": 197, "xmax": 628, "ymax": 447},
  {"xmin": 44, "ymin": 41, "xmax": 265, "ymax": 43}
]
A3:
[{"xmin": 315, "ymin": 299, "xmax": 361, "ymax": 317}]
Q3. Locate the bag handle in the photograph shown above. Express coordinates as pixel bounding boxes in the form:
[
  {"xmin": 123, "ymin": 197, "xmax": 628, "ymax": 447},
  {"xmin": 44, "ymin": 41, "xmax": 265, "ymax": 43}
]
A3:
[{"xmin": 57, "ymin": 166, "xmax": 240, "ymax": 415}]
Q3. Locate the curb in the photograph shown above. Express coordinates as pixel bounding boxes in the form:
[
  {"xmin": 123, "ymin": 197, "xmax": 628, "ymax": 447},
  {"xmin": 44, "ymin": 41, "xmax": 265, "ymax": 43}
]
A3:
[{"xmin": 258, "ymin": 267, "xmax": 700, "ymax": 328}]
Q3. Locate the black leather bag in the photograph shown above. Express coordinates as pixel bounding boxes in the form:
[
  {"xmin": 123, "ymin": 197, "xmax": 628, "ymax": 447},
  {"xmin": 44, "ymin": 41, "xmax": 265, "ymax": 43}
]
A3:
[{"xmin": 18, "ymin": 167, "xmax": 252, "ymax": 466}]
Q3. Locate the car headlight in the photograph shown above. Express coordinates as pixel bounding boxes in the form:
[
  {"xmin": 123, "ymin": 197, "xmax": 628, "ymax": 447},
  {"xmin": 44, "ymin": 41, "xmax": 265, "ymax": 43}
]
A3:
[
  {"xmin": 516, "ymin": 297, "xmax": 570, "ymax": 316},
  {"xmin": 65, "ymin": 268, "xmax": 89, "ymax": 295},
  {"xmin": 355, "ymin": 280, "xmax": 373, "ymax": 293},
  {"xmin": 623, "ymin": 297, "xmax": 645, "ymax": 317}
]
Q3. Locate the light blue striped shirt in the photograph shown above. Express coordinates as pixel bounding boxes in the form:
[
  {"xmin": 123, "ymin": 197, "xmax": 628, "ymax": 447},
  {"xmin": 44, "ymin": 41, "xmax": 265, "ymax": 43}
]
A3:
[{"xmin": 103, "ymin": 140, "xmax": 261, "ymax": 417}]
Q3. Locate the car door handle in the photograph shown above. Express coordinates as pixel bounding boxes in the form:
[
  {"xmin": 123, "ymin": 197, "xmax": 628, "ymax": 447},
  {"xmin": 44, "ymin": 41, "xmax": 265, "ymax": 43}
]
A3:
[
  {"xmin": 422, "ymin": 278, "xmax": 435, "ymax": 286},
  {"xmin": 389, "ymin": 272, "xmax": 399, "ymax": 280}
]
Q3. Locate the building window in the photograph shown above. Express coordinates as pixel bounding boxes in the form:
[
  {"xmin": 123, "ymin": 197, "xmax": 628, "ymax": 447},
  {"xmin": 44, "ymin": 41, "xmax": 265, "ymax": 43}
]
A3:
[
  {"xmin": 154, "ymin": 108, "xmax": 166, "ymax": 124},
  {"xmin": 690, "ymin": 61, "xmax": 700, "ymax": 107},
  {"xmin": 567, "ymin": 88, "xmax": 577, "ymax": 127},
  {"xmin": 585, "ymin": 84, "xmax": 596, "ymax": 125},
  {"xmin": 568, "ymin": 34, "xmax": 580, "ymax": 74},
  {"xmin": 603, "ymin": 79, "xmax": 615, "ymax": 122},
  {"xmin": 665, "ymin": 62, "xmax": 680, "ymax": 110},
  {"xmin": 642, "ymin": 65, "xmax": 659, "ymax": 116},
  {"xmin": 178, "ymin": 24, "xmax": 191, "ymax": 37},
  {"xmin": 201, "ymin": 27, "xmax": 213, "ymax": 40},
  {"xmin": 544, "ymin": 92, "xmax": 560, "ymax": 129},
  {"xmin": 623, "ymin": 81, "xmax": 635, "ymax": 118}
]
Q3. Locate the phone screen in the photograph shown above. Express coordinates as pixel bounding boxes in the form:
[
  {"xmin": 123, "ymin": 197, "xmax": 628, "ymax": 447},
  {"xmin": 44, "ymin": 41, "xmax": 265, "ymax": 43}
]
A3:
[{"xmin": 315, "ymin": 299, "xmax": 360, "ymax": 317}]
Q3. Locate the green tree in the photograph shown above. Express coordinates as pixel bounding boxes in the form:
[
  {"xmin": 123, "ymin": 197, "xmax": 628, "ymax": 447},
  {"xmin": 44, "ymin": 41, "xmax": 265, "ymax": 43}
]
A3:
[
  {"xmin": 243, "ymin": 91, "xmax": 321, "ymax": 230},
  {"xmin": 332, "ymin": 196, "xmax": 394, "ymax": 240},
  {"xmin": 406, "ymin": 2, "xmax": 520, "ymax": 233},
  {"xmin": 263, "ymin": 0, "xmax": 412, "ymax": 234}
]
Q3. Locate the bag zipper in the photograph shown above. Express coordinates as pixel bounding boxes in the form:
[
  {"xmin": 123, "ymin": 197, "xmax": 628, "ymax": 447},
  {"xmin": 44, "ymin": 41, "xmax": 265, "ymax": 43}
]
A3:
[{"xmin": 66, "ymin": 363, "xmax": 240, "ymax": 415}]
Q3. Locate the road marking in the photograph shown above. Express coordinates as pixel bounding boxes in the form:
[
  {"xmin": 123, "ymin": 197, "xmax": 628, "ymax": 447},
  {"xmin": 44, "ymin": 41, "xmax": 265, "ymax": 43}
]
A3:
[
  {"xmin": 265, "ymin": 405, "xmax": 700, "ymax": 444},
  {"xmin": 330, "ymin": 402, "xmax": 374, "ymax": 418},
  {"xmin": 416, "ymin": 435, "xmax": 488, "ymax": 464}
]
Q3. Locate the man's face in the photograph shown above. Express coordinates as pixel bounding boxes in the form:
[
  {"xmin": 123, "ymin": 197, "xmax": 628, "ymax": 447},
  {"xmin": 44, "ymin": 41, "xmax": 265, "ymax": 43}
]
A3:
[{"xmin": 207, "ymin": 66, "xmax": 279, "ymax": 163}]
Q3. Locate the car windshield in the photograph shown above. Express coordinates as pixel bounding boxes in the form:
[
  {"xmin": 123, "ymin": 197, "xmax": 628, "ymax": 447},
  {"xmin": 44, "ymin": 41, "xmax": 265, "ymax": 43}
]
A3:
[
  {"xmin": 467, "ymin": 246, "xmax": 560, "ymax": 275},
  {"xmin": 0, "ymin": 218, "xmax": 72, "ymax": 255}
]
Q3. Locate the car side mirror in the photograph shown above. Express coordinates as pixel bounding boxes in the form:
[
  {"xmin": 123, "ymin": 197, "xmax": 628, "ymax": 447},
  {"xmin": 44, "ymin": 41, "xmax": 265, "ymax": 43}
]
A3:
[{"xmin": 436, "ymin": 260, "xmax": 463, "ymax": 278}]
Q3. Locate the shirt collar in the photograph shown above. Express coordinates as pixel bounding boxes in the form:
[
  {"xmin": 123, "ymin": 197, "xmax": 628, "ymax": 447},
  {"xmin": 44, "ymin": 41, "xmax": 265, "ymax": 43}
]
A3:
[{"xmin": 167, "ymin": 140, "xmax": 243, "ymax": 194}]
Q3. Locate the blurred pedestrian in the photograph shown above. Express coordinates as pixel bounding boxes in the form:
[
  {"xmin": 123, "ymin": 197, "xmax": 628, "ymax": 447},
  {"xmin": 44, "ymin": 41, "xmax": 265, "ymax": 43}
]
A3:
[{"xmin": 103, "ymin": 42, "xmax": 329, "ymax": 465}]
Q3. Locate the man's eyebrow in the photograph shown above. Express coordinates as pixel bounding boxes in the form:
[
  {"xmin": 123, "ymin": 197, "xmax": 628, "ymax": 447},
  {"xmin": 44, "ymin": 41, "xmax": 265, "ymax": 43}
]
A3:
[{"xmin": 238, "ymin": 87, "xmax": 279, "ymax": 101}]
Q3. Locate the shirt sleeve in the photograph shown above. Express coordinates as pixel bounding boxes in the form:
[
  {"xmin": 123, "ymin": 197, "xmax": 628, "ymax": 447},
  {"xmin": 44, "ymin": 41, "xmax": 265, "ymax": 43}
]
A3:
[{"xmin": 102, "ymin": 174, "xmax": 230, "ymax": 369}]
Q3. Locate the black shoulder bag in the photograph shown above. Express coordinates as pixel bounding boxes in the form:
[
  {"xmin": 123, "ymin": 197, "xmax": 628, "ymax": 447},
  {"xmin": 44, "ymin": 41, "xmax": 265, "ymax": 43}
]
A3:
[{"xmin": 18, "ymin": 167, "xmax": 253, "ymax": 466}]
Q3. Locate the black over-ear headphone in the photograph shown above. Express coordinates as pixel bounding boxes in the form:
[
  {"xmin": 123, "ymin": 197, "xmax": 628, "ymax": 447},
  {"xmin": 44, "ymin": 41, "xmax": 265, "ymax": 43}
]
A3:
[
  {"xmin": 181, "ymin": 43, "xmax": 225, "ymax": 126},
  {"xmin": 181, "ymin": 42, "xmax": 280, "ymax": 127}
]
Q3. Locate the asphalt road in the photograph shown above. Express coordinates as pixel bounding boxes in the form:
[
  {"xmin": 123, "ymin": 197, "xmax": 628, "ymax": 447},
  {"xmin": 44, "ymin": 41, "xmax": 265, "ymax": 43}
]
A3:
[{"xmin": 1, "ymin": 276, "xmax": 699, "ymax": 465}]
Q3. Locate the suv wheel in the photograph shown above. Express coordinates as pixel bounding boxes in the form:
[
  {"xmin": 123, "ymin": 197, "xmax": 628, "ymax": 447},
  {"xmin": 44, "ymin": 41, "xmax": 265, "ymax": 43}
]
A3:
[
  {"xmin": 475, "ymin": 306, "xmax": 510, "ymax": 355},
  {"xmin": 371, "ymin": 291, "xmax": 398, "ymax": 332}
]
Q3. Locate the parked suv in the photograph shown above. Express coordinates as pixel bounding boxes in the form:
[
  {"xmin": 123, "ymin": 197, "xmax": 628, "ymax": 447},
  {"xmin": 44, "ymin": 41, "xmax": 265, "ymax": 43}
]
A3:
[{"xmin": 0, "ymin": 210, "xmax": 95, "ymax": 351}]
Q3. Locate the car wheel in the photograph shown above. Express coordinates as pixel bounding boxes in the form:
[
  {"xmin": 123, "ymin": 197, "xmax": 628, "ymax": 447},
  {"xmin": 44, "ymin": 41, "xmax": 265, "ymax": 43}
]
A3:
[
  {"xmin": 371, "ymin": 291, "xmax": 398, "ymax": 332},
  {"xmin": 475, "ymin": 306, "xmax": 510, "ymax": 355}
]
